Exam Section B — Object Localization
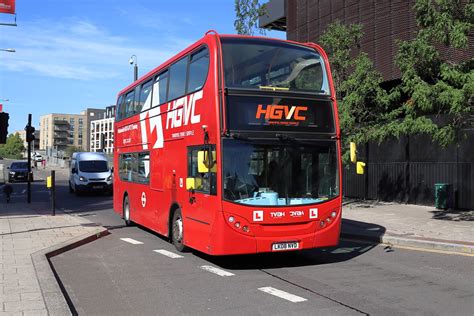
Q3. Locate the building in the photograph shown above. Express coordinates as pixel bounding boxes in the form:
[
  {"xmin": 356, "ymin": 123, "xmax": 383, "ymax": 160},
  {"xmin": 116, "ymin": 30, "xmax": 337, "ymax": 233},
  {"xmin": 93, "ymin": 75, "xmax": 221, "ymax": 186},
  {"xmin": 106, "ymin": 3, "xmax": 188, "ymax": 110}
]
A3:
[
  {"xmin": 39, "ymin": 108, "xmax": 105, "ymax": 153},
  {"xmin": 90, "ymin": 105, "xmax": 115, "ymax": 154},
  {"xmin": 261, "ymin": 0, "xmax": 472, "ymax": 84},
  {"xmin": 83, "ymin": 108, "xmax": 106, "ymax": 152},
  {"xmin": 260, "ymin": 0, "xmax": 474, "ymax": 209},
  {"xmin": 39, "ymin": 114, "xmax": 84, "ymax": 152}
]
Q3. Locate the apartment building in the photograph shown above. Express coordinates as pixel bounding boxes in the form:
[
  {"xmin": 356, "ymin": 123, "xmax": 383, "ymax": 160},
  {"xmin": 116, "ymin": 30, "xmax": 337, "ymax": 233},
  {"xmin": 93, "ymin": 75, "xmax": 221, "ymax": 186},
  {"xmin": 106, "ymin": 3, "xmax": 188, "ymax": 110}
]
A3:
[
  {"xmin": 83, "ymin": 108, "xmax": 106, "ymax": 152},
  {"xmin": 39, "ymin": 108, "xmax": 105, "ymax": 152},
  {"xmin": 90, "ymin": 105, "xmax": 115, "ymax": 154},
  {"xmin": 39, "ymin": 114, "xmax": 84, "ymax": 151}
]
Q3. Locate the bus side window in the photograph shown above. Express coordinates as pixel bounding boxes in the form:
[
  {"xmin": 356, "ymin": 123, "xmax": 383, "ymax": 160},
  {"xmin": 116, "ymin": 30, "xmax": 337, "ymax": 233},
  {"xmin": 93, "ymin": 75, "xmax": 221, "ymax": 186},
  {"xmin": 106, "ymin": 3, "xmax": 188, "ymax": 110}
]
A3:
[
  {"xmin": 136, "ymin": 152, "xmax": 150, "ymax": 184},
  {"xmin": 152, "ymin": 71, "xmax": 169, "ymax": 107},
  {"xmin": 116, "ymin": 95, "xmax": 124, "ymax": 121},
  {"xmin": 187, "ymin": 47, "xmax": 209, "ymax": 93},
  {"xmin": 119, "ymin": 153, "xmax": 135, "ymax": 182},
  {"xmin": 138, "ymin": 80, "xmax": 153, "ymax": 112},
  {"xmin": 187, "ymin": 146, "xmax": 216, "ymax": 195},
  {"xmin": 124, "ymin": 90, "xmax": 135, "ymax": 118},
  {"xmin": 168, "ymin": 57, "xmax": 187, "ymax": 101}
]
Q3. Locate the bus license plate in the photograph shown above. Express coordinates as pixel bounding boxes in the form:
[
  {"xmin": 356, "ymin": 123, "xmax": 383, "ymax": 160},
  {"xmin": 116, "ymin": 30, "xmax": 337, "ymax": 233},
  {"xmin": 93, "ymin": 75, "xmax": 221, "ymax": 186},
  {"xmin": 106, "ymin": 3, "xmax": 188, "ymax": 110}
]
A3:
[{"xmin": 272, "ymin": 242, "xmax": 299, "ymax": 251}]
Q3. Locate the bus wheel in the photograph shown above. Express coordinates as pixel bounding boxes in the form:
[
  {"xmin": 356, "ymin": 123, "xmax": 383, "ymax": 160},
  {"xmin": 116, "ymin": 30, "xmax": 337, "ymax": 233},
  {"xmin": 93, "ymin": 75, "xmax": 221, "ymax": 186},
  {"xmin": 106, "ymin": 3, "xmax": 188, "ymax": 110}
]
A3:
[
  {"xmin": 123, "ymin": 195, "xmax": 132, "ymax": 226},
  {"xmin": 171, "ymin": 208, "xmax": 186, "ymax": 252}
]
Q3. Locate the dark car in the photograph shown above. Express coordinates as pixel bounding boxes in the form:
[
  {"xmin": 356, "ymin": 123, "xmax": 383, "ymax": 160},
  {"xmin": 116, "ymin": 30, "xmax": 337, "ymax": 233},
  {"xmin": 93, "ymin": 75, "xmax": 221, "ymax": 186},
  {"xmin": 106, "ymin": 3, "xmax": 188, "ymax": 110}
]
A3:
[{"xmin": 8, "ymin": 161, "xmax": 33, "ymax": 182}]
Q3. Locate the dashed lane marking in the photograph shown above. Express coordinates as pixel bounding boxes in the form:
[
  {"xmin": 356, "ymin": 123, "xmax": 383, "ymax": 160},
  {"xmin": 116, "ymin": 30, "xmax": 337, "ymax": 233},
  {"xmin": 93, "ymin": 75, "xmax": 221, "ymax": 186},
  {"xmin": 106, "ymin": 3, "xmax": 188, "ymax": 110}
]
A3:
[
  {"xmin": 200, "ymin": 265, "xmax": 235, "ymax": 277},
  {"xmin": 153, "ymin": 249, "xmax": 184, "ymax": 259},
  {"xmin": 258, "ymin": 287, "xmax": 307, "ymax": 303},
  {"xmin": 120, "ymin": 238, "xmax": 144, "ymax": 245}
]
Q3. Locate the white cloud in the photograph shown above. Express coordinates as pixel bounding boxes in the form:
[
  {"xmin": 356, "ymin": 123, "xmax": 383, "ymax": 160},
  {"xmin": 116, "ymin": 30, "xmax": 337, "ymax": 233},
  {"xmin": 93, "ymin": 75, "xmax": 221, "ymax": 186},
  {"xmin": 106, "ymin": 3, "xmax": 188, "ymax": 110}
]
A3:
[{"xmin": 0, "ymin": 18, "xmax": 192, "ymax": 80}]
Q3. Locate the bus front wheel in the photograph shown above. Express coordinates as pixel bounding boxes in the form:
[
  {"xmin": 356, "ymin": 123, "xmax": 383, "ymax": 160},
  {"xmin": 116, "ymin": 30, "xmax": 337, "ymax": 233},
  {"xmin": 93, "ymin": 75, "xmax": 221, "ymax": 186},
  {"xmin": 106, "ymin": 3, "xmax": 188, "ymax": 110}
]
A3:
[
  {"xmin": 123, "ymin": 195, "xmax": 132, "ymax": 226},
  {"xmin": 171, "ymin": 208, "xmax": 186, "ymax": 252}
]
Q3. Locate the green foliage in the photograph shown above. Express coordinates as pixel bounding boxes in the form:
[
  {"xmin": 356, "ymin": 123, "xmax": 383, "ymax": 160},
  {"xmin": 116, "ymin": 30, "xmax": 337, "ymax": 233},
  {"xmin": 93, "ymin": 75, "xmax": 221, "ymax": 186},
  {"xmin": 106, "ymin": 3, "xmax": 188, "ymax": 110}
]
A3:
[
  {"xmin": 320, "ymin": 22, "xmax": 396, "ymax": 162},
  {"xmin": 319, "ymin": 21, "xmax": 363, "ymax": 97},
  {"xmin": 234, "ymin": 0, "xmax": 266, "ymax": 35},
  {"xmin": 64, "ymin": 145, "xmax": 84, "ymax": 158},
  {"xmin": 395, "ymin": 0, "xmax": 474, "ymax": 146},
  {"xmin": 320, "ymin": 1, "xmax": 473, "ymax": 162},
  {"xmin": 0, "ymin": 133, "xmax": 25, "ymax": 159}
]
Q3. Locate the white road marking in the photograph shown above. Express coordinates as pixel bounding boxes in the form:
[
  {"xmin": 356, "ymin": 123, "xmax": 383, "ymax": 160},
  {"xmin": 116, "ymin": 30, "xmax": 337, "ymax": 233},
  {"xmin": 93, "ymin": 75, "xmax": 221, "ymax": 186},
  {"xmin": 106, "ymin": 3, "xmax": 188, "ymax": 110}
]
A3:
[
  {"xmin": 120, "ymin": 238, "xmax": 143, "ymax": 245},
  {"xmin": 200, "ymin": 265, "xmax": 235, "ymax": 277},
  {"xmin": 258, "ymin": 287, "xmax": 307, "ymax": 303},
  {"xmin": 153, "ymin": 249, "xmax": 184, "ymax": 259}
]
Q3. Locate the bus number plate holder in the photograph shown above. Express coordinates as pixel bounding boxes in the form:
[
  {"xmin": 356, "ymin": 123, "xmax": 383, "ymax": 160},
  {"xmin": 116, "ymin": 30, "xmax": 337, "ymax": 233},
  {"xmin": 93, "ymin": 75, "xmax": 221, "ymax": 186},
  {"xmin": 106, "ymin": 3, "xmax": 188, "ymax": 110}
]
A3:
[{"xmin": 272, "ymin": 241, "xmax": 299, "ymax": 251}]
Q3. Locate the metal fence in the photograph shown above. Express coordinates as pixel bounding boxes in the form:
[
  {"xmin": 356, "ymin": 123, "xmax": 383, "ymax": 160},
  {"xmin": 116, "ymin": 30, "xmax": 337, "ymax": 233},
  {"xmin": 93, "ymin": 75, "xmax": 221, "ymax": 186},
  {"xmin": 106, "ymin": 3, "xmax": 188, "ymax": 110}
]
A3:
[{"xmin": 343, "ymin": 131, "xmax": 474, "ymax": 210}]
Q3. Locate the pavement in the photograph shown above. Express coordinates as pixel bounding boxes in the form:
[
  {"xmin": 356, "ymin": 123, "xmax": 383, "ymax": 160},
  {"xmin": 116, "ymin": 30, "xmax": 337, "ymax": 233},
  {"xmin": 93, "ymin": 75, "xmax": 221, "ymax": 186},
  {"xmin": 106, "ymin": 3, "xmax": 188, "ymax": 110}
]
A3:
[
  {"xmin": 0, "ymin": 200, "xmax": 107, "ymax": 315},
  {"xmin": 342, "ymin": 200, "xmax": 474, "ymax": 255}
]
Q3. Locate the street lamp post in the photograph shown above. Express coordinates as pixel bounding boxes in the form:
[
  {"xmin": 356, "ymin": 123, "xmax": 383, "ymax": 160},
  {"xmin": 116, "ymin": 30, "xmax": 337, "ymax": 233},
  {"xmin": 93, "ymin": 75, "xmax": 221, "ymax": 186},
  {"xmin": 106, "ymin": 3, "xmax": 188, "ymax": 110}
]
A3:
[{"xmin": 129, "ymin": 55, "xmax": 138, "ymax": 81}]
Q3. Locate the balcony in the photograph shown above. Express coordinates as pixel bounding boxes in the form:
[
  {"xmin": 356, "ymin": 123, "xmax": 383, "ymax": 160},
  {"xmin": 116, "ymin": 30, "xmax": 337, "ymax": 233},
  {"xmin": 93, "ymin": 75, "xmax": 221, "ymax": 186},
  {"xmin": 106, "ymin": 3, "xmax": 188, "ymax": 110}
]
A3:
[
  {"xmin": 53, "ymin": 132, "xmax": 69, "ymax": 139},
  {"xmin": 53, "ymin": 140, "xmax": 69, "ymax": 146},
  {"xmin": 259, "ymin": 0, "xmax": 286, "ymax": 31}
]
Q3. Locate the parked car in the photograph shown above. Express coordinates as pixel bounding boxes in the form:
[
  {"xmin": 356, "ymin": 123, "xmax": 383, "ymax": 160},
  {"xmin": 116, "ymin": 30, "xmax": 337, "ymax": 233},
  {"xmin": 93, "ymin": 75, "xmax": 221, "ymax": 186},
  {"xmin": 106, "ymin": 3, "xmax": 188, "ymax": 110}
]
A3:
[
  {"xmin": 8, "ymin": 161, "xmax": 33, "ymax": 182},
  {"xmin": 69, "ymin": 152, "xmax": 112, "ymax": 195},
  {"xmin": 34, "ymin": 154, "xmax": 43, "ymax": 162}
]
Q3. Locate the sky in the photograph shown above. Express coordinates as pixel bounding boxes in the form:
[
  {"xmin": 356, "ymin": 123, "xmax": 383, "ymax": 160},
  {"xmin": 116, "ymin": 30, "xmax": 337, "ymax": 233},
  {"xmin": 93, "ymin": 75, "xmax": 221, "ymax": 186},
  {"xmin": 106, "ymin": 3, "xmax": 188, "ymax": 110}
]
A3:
[{"xmin": 0, "ymin": 0, "xmax": 284, "ymax": 133}]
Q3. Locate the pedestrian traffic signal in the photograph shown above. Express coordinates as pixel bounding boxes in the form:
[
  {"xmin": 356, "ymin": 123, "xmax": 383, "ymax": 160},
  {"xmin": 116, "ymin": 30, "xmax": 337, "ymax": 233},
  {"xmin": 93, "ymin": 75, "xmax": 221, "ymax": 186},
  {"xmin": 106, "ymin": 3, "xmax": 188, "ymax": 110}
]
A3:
[
  {"xmin": 25, "ymin": 125, "xmax": 35, "ymax": 142},
  {"xmin": 0, "ymin": 112, "xmax": 9, "ymax": 144}
]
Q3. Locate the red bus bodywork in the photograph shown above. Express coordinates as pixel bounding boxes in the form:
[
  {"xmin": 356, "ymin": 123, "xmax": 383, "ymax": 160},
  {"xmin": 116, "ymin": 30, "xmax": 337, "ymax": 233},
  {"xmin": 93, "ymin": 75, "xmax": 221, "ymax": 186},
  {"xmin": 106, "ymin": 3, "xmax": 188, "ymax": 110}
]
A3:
[{"xmin": 113, "ymin": 33, "xmax": 342, "ymax": 255}]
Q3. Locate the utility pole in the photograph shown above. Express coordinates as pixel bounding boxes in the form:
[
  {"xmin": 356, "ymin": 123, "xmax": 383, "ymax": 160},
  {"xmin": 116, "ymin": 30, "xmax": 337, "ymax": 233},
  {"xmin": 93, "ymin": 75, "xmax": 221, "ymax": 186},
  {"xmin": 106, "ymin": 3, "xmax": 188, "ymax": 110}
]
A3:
[{"xmin": 25, "ymin": 114, "xmax": 35, "ymax": 203}]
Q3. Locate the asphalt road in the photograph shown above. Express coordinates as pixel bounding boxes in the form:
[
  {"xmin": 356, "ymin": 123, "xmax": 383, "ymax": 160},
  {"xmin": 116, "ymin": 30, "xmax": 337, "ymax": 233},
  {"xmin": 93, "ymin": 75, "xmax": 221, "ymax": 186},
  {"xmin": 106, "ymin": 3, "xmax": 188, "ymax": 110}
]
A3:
[{"xmin": 3, "ymin": 164, "xmax": 473, "ymax": 315}]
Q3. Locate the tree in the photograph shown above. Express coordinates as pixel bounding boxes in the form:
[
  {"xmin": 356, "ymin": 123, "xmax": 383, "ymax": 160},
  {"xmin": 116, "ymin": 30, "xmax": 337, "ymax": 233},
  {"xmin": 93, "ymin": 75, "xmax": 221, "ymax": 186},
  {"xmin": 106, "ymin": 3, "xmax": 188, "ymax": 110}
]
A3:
[
  {"xmin": 234, "ymin": 0, "xmax": 267, "ymax": 35},
  {"xmin": 0, "ymin": 133, "xmax": 25, "ymax": 159},
  {"xmin": 64, "ymin": 145, "xmax": 83, "ymax": 158},
  {"xmin": 393, "ymin": 0, "xmax": 474, "ymax": 146},
  {"xmin": 319, "ymin": 21, "xmax": 398, "ymax": 161},
  {"xmin": 319, "ymin": 0, "xmax": 473, "ymax": 162}
]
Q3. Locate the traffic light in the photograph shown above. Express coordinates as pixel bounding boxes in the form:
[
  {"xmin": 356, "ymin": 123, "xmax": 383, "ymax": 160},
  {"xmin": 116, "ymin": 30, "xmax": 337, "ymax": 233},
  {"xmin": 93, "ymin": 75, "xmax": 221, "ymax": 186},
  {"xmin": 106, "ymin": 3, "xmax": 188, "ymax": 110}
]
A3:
[
  {"xmin": 25, "ymin": 125, "xmax": 35, "ymax": 142},
  {"xmin": 0, "ymin": 112, "xmax": 9, "ymax": 144}
]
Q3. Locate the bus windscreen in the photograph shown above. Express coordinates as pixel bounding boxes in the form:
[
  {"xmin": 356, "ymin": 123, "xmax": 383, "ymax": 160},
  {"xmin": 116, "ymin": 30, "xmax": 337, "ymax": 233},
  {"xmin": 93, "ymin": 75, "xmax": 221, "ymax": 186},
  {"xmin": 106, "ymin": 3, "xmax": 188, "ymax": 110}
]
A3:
[{"xmin": 221, "ymin": 38, "xmax": 329, "ymax": 94}]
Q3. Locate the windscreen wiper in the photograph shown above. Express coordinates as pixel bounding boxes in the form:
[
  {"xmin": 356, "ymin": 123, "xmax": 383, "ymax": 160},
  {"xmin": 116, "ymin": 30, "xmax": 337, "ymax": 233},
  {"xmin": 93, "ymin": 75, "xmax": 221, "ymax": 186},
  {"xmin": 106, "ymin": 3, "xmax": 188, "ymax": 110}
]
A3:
[{"xmin": 259, "ymin": 85, "xmax": 289, "ymax": 91}]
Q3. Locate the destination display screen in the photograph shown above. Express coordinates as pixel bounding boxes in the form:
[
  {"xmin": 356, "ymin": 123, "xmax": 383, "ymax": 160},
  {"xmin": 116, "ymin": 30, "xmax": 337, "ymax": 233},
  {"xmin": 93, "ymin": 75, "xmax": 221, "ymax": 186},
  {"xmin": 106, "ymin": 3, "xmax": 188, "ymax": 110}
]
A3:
[{"xmin": 226, "ymin": 95, "xmax": 335, "ymax": 133}]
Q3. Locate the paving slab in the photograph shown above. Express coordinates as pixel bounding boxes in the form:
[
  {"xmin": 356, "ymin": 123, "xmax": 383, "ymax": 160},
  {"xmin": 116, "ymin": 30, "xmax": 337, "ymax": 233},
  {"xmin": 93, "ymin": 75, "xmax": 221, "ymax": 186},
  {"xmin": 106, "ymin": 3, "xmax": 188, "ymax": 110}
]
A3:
[
  {"xmin": 342, "ymin": 200, "xmax": 474, "ymax": 254},
  {"xmin": 0, "ymin": 201, "xmax": 107, "ymax": 315}
]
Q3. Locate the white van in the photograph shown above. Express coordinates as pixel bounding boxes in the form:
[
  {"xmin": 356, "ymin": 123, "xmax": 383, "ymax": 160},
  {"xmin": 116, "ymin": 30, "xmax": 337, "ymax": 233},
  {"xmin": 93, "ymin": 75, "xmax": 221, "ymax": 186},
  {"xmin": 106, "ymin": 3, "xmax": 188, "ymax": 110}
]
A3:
[{"xmin": 69, "ymin": 152, "xmax": 112, "ymax": 195}]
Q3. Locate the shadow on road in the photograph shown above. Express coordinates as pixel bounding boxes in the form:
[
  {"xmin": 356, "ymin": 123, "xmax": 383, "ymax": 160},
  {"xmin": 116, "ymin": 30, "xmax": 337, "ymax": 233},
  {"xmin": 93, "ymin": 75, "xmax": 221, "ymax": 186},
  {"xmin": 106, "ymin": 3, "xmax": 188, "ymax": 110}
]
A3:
[
  {"xmin": 189, "ymin": 219, "xmax": 387, "ymax": 270},
  {"xmin": 194, "ymin": 238, "xmax": 379, "ymax": 270}
]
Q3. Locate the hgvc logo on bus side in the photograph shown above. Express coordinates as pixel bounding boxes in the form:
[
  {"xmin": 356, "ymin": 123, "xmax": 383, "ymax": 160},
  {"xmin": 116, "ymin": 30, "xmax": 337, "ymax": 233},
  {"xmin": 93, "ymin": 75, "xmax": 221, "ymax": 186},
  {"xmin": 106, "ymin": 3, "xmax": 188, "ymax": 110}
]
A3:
[{"xmin": 140, "ymin": 91, "xmax": 203, "ymax": 149}]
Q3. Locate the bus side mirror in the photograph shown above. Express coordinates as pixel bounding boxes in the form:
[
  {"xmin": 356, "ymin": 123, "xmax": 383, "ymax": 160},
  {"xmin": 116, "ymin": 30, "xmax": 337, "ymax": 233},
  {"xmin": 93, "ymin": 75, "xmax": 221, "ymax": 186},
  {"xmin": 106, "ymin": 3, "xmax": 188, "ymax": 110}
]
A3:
[
  {"xmin": 72, "ymin": 168, "xmax": 77, "ymax": 174},
  {"xmin": 356, "ymin": 161, "xmax": 366, "ymax": 175},
  {"xmin": 198, "ymin": 150, "xmax": 216, "ymax": 173},
  {"xmin": 350, "ymin": 142, "xmax": 357, "ymax": 163}
]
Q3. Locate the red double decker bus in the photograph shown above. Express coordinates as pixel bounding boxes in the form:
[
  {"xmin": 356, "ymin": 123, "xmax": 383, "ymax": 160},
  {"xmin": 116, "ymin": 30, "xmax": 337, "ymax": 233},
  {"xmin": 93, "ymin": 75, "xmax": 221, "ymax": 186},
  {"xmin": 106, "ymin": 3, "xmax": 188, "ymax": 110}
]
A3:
[{"xmin": 113, "ymin": 31, "xmax": 341, "ymax": 255}]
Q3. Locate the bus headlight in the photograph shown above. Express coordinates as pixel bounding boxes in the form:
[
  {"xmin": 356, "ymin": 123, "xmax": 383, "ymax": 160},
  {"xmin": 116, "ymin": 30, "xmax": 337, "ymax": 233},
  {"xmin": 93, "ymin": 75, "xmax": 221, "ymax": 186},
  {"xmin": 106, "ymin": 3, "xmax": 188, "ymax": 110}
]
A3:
[
  {"xmin": 224, "ymin": 212, "xmax": 254, "ymax": 236},
  {"xmin": 79, "ymin": 176, "xmax": 88, "ymax": 182}
]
